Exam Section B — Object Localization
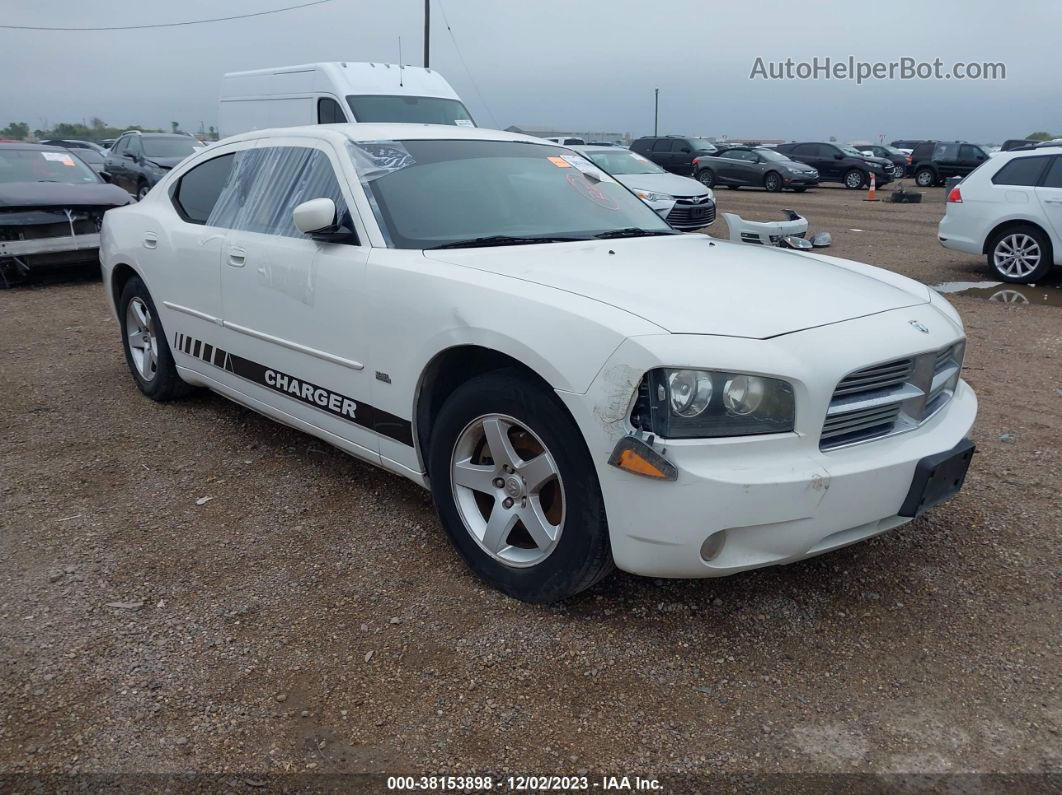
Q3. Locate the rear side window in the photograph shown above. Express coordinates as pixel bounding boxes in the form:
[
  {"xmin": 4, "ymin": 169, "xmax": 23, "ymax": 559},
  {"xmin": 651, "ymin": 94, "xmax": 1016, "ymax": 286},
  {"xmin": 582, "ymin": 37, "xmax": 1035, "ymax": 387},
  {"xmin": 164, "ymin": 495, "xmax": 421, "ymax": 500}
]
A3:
[
  {"xmin": 1042, "ymin": 157, "xmax": 1062, "ymax": 188},
  {"xmin": 630, "ymin": 139, "xmax": 652, "ymax": 153},
  {"xmin": 792, "ymin": 144, "xmax": 818, "ymax": 156},
  {"xmin": 208, "ymin": 146, "xmax": 350, "ymax": 239},
  {"xmin": 992, "ymin": 156, "xmax": 1050, "ymax": 186},
  {"xmin": 651, "ymin": 139, "xmax": 672, "ymax": 152},
  {"xmin": 317, "ymin": 97, "xmax": 346, "ymax": 124},
  {"xmin": 173, "ymin": 153, "xmax": 235, "ymax": 224}
]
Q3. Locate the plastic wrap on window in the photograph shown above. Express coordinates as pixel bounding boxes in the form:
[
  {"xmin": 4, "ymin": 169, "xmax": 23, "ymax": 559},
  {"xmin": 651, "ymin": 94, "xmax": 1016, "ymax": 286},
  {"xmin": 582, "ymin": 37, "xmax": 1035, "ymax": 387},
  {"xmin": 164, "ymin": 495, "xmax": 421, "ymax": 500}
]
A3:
[
  {"xmin": 208, "ymin": 146, "xmax": 347, "ymax": 238},
  {"xmin": 345, "ymin": 140, "xmax": 416, "ymax": 183}
]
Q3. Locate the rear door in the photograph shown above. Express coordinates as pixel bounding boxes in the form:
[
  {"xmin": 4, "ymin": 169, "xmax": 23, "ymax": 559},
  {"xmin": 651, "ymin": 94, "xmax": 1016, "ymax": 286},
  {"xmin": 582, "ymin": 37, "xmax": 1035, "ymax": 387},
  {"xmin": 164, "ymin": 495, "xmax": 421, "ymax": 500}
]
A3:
[
  {"xmin": 671, "ymin": 139, "xmax": 694, "ymax": 175},
  {"xmin": 1035, "ymin": 156, "xmax": 1062, "ymax": 251},
  {"xmin": 105, "ymin": 135, "xmax": 132, "ymax": 192},
  {"xmin": 933, "ymin": 142, "xmax": 962, "ymax": 178},
  {"xmin": 649, "ymin": 138, "xmax": 672, "ymax": 170}
]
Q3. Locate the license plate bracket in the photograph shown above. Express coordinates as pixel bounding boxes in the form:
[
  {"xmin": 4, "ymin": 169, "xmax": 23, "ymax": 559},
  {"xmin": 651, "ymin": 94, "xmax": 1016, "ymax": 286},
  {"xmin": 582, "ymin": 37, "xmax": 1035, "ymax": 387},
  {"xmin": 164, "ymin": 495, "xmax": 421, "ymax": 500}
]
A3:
[{"xmin": 898, "ymin": 438, "xmax": 975, "ymax": 518}]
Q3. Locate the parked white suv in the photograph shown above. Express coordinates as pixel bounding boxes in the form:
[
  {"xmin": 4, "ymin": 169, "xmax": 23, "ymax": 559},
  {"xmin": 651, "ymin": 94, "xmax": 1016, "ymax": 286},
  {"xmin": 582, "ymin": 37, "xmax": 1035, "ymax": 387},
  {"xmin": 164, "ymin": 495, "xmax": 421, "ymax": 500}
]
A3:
[
  {"xmin": 938, "ymin": 145, "xmax": 1062, "ymax": 283},
  {"xmin": 100, "ymin": 124, "xmax": 976, "ymax": 602}
]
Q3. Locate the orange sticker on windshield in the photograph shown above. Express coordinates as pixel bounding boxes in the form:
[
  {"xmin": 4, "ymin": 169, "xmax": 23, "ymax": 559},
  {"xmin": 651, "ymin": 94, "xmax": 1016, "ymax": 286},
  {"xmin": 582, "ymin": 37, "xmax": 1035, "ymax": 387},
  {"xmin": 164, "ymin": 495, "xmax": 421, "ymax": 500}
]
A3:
[{"xmin": 547, "ymin": 156, "xmax": 572, "ymax": 168}]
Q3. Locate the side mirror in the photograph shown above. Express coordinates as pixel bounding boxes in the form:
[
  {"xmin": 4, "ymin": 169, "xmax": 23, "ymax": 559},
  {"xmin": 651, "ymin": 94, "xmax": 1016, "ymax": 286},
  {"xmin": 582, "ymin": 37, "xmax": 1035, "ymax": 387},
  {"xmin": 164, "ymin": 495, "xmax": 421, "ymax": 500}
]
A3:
[
  {"xmin": 834, "ymin": 153, "xmax": 844, "ymax": 160},
  {"xmin": 293, "ymin": 197, "xmax": 356, "ymax": 243},
  {"xmin": 99, "ymin": 171, "xmax": 112, "ymax": 183},
  {"xmin": 123, "ymin": 152, "xmax": 137, "ymax": 160}
]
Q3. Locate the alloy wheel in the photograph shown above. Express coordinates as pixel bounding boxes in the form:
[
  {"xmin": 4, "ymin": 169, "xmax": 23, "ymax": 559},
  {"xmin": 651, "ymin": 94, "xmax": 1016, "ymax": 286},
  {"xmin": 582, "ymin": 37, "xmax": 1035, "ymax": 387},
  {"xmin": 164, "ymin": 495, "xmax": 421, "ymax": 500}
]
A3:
[
  {"xmin": 845, "ymin": 170, "xmax": 863, "ymax": 189},
  {"xmin": 993, "ymin": 234, "xmax": 1041, "ymax": 279},
  {"xmin": 125, "ymin": 297, "xmax": 158, "ymax": 381},
  {"xmin": 449, "ymin": 413, "xmax": 565, "ymax": 568}
]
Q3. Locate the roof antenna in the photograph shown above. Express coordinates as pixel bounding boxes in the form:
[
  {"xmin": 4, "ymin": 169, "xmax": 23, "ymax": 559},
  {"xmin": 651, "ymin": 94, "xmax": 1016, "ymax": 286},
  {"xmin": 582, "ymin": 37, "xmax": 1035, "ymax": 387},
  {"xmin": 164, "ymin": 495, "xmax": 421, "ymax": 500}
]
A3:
[{"xmin": 397, "ymin": 37, "xmax": 404, "ymax": 86}]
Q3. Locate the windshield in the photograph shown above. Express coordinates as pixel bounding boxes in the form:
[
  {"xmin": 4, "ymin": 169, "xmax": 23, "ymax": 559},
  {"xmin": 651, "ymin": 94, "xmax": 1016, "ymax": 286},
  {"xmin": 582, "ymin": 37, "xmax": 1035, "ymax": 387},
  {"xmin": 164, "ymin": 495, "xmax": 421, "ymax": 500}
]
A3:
[
  {"xmin": 353, "ymin": 139, "xmax": 673, "ymax": 249},
  {"xmin": 688, "ymin": 138, "xmax": 716, "ymax": 151},
  {"xmin": 757, "ymin": 149, "xmax": 791, "ymax": 162},
  {"xmin": 841, "ymin": 146, "xmax": 866, "ymax": 158},
  {"xmin": 347, "ymin": 95, "xmax": 475, "ymax": 126},
  {"xmin": 142, "ymin": 136, "xmax": 199, "ymax": 158},
  {"xmin": 71, "ymin": 149, "xmax": 103, "ymax": 165},
  {"xmin": 0, "ymin": 148, "xmax": 100, "ymax": 184},
  {"xmin": 583, "ymin": 149, "xmax": 665, "ymax": 175}
]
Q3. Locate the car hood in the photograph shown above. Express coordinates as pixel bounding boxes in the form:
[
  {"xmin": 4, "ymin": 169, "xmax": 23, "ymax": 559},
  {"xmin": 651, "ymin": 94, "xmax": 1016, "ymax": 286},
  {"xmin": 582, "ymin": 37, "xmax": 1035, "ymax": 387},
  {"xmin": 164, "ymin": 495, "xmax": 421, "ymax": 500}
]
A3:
[
  {"xmin": 614, "ymin": 173, "xmax": 709, "ymax": 198},
  {"xmin": 0, "ymin": 181, "xmax": 133, "ymax": 210},
  {"xmin": 424, "ymin": 234, "xmax": 930, "ymax": 338},
  {"xmin": 144, "ymin": 156, "xmax": 188, "ymax": 169}
]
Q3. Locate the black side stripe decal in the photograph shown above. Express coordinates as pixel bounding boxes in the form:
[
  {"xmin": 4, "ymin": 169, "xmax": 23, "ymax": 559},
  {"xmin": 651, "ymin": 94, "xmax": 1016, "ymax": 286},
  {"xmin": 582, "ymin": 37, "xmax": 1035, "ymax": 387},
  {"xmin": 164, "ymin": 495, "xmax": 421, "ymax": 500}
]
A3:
[{"xmin": 174, "ymin": 331, "xmax": 414, "ymax": 447}]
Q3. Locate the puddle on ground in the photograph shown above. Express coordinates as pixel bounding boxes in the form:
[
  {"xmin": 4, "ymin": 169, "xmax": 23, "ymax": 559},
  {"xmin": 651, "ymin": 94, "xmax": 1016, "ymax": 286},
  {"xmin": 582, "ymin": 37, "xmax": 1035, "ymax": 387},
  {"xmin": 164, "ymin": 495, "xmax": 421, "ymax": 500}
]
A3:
[{"xmin": 933, "ymin": 281, "xmax": 1062, "ymax": 307}]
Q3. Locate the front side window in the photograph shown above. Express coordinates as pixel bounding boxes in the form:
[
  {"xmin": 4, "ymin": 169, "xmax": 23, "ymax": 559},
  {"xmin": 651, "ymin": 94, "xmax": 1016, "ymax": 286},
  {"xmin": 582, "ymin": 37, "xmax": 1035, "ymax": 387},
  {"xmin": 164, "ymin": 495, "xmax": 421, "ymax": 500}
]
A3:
[
  {"xmin": 318, "ymin": 97, "xmax": 346, "ymax": 124},
  {"xmin": 111, "ymin": 136, "xmax": 129, "ymax": 156},
  {"xmin": 583, "ymin": 150, "xmax": 665, "ymax": 175},
  {"xmin": 173, "ymin": 153, "xmax": 235, "ymax": 223},
  {"xmin": 1042, "ymin": 157, "xmax": 1062, "ymax": 188},
  {"xmin": 991, "ymin": 156, "xmax": 1050, "ymax": 187},
  {"xmin": 0, "ymin": 148, "xmax": 100, "ymax": 184},
  {"xmin": 350, "ymin": 139, "xmax": 673, "ymax": 250},
  {"xmin": 208, "ymin": 146, "xmax": 349, "ymax": 239},
  {"xmin": 346, "ymin": 95, "xmax": 474, "ymax": 126},
  {"xmin": 960, "ymin": 144, "xmax": 985, "ymax": 161}
]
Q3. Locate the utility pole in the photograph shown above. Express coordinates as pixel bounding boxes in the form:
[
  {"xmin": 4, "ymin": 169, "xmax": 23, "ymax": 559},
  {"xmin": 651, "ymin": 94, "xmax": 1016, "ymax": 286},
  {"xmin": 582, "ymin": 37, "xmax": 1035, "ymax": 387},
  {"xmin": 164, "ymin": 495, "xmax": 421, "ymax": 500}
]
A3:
[
  {"xmin": 653, "ymin": 88, "xmax": 659, "ymax": 136},
  {"xmin": 423, "ymin": 0, "xmax": 430, "ymax": 68}
]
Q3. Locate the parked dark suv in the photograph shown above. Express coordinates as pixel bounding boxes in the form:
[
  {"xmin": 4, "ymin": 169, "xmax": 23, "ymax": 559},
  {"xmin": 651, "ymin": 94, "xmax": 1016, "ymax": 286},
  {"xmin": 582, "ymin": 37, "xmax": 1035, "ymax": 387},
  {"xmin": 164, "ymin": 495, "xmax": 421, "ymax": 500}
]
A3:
[
  {"xmin": 103, "ymin": 132, "xmax": 201, "ymax": 199},
  {"xmin": 775, "ymin": 142, "xmax": 892, "ymax": 189},
  {"xmin": 630, "ymin": 136, "xmax": 718, "ymax": 176},
  {"xmin": 908, "ymin": 141, "xmax": 989, "ymax": 187},
  {"xmin": 854, "ymin": 144, "xmax": 909, "ymax": 178}
]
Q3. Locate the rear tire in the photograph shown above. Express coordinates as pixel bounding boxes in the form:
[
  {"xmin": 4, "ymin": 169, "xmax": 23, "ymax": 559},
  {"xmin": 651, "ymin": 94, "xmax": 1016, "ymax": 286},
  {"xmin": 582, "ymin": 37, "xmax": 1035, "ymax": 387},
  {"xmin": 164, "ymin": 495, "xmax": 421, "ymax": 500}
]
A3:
[
  {"xmin": 763, "ymin": 171, "xmax": 782, "ymax": 192},
  {"xmin": 118, "ymin": 275, "xmax": 192, "ymax": 401},
  {"xmin": 428, "ymin": 369, "xmax": 614, "ymax": 603},
  {"xmin": 914, "ymin": 168, "xmax": 936, "ymax": 188},
  {"xmin": 987, "ymin": 225, "xmax": 1053, "ymax": 283}
]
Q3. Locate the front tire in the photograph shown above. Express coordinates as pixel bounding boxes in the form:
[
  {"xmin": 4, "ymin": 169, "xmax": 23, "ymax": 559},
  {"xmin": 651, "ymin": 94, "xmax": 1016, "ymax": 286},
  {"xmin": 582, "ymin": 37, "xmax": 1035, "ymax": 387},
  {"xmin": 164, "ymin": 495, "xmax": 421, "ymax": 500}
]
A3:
[
  {"xmin": 696, "ymin": 169, "xmax": 715, "ymax": 188},
  {"xmin": 428, "ymin": 369, "xmax": 613, "ymax": 603},
  {"xmin": 763, "ymin": 171, "xmax": 782, "ymax": 192},
  {"xmin": 118, "ymin": 276, "xmax": 192, "ymax": 401},
  {"xmin": 136, "ymin": 181, "xmax": 150, "ymax": 201},
  {"xmin": 844, "ymin": 169, "xmax": 866, "ymax": 189},
  {"xmin": 987, "ymin": 225, "xmax": 1053, "ymax": 283}
]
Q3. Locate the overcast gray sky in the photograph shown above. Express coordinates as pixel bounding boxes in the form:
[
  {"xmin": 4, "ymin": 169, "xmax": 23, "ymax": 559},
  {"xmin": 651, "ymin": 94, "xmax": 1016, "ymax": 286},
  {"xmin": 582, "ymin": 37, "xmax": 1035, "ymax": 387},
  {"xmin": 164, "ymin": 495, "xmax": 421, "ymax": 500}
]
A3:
[{"xmin": 2, "ymin": 0, "xmax": 1059, "ymax": 143}]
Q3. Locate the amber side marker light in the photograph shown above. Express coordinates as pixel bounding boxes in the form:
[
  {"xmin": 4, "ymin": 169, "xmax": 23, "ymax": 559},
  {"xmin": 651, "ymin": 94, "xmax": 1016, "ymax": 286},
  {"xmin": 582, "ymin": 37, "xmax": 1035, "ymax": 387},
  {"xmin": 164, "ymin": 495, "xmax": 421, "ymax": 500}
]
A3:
[{"xmin": 608, "ymin": 435, "xmax": 678, "ymax": 481}]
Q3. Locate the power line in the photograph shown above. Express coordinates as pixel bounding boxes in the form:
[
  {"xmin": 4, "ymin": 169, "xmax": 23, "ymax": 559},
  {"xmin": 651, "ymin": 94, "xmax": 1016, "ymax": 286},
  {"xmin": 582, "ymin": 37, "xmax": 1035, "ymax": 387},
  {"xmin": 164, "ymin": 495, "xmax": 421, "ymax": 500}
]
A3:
[
  {"xmin": 436, "ymin": 0, "xmax": 499, "ymax": 129},
  {"xmin": 0, "ymin": 0, "xmax": 333, "ymax": 31}
]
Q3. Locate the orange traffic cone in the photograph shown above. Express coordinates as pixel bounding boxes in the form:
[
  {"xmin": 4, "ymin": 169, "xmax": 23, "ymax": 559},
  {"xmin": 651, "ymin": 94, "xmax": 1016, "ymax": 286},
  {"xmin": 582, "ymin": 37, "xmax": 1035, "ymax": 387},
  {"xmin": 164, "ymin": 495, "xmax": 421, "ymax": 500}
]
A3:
[{"xmin": 864, "ymin": 172, "xmax": 879, "ymax": 201}]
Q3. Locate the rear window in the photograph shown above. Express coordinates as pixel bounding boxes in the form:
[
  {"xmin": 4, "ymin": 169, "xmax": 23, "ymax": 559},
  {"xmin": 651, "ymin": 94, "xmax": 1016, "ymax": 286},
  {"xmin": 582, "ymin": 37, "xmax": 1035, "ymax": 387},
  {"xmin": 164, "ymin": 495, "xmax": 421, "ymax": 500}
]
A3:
[
  {"xmin": 991, "ymin": 156, "xmax": 1051, "ymax": 187},
  {"xmin": 173, "ymin": 153, "xmax": 235, "ymax": 224},
  {"xmin": 346, "ymin": 95, "xmax": 474, "ymax": 126}
]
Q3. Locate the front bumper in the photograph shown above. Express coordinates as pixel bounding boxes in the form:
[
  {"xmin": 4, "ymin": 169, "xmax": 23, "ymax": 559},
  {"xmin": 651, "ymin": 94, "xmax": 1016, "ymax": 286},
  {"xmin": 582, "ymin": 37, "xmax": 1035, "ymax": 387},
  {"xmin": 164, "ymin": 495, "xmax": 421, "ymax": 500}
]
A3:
[
  {"xmin": 559, "ymin": 305, "xmax": 975, "ymax": 578},
  {"xmin": 783, "ymin": 173, "xmax": 819, "ymax": 187}
]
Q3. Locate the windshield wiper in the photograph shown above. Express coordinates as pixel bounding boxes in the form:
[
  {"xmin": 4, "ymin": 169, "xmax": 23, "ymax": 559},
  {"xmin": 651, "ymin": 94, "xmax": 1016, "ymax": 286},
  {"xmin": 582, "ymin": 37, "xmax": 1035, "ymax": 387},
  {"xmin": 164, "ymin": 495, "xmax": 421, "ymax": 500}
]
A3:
[
  {"xmin": 592, "ymin": 227, "xmax": 679, "ymax": 239},
  {"xmin": 427, "ymin": 235, "xmax": 587, "ymax": 250}
]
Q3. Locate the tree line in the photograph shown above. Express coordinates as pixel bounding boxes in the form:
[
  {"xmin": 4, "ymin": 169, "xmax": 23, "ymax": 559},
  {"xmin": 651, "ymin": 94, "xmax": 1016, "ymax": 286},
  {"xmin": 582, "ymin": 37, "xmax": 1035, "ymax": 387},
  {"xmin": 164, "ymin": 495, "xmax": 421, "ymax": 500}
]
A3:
[{"xmin": 1, "ymin": 118, "xmax": 217, "ymax": 142}]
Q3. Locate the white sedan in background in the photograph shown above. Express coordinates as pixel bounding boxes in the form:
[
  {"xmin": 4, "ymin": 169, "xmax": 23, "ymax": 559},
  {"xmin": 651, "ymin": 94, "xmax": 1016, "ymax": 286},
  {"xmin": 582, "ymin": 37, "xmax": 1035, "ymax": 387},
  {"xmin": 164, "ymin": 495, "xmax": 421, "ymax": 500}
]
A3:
[
  {"xmin": 100, "ymin": 124, "xmax": 976, "ymax": 603},
  {"xmin": 939, "ymin": 144, "xmax": 1062, "ymax": 282},
  {"xmin": 573, "ymin": 145, "xmax": 715, "ymax": 230}
]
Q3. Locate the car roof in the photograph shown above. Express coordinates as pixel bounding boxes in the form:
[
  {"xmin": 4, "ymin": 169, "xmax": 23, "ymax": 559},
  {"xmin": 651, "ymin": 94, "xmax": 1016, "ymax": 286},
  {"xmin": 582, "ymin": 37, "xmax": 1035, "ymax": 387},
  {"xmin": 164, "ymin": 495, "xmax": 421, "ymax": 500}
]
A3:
[
  {"xmin": 0, "ymin": 142, "xmax": 68, "ymax": 152},
  {"xmin": 219, "ymin": 123, "xmax": 551, "ymax": 147}
]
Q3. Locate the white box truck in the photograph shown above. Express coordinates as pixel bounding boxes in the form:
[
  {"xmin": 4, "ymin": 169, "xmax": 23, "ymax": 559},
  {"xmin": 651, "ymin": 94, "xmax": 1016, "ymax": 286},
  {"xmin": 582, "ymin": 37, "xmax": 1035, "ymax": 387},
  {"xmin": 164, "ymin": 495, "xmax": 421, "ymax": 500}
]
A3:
[{"xmin": 219, "ymin": 62, "xmax": 476, "ymax": 137}]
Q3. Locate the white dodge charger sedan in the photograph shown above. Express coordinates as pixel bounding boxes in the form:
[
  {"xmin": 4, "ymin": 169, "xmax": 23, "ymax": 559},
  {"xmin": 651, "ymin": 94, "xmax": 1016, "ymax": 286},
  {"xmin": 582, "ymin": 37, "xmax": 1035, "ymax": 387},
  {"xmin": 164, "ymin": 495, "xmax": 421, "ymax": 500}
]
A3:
[{"xmin": 100, "ymin": 124, "xmax": 977, "ymax": 603}]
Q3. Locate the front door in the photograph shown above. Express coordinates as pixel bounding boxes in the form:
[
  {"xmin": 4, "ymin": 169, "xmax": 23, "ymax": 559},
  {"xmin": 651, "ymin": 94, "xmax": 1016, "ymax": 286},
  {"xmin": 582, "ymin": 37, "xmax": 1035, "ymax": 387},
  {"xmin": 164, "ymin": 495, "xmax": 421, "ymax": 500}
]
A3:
[
  {"xmin": 214, "ymin": 141, "xmax": 379, "ymax": 459},
  {"xmin": 1036, "ymin": 156, "xmax": 1062, "ymax": 246}
]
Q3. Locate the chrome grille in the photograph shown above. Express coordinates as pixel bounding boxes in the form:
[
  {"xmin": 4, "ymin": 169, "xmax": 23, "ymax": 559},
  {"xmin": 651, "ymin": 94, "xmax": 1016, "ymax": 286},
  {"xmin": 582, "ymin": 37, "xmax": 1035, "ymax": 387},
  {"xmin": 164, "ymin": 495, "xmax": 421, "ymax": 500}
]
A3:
[
  {"xmin": 820, "ymin": 343, "xmax": 964, "ymax": 451},
  {"xmin": 666, "ymin": 196, "xmax": 716, "ymax": 230}
]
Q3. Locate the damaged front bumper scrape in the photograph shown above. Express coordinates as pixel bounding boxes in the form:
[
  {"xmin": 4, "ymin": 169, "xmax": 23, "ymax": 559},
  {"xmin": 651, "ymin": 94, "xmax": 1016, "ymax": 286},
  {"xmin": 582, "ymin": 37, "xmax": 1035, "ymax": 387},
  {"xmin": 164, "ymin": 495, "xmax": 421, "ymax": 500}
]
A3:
[
  {"xmin": 0, "ymin": 208, "xmax": 106, "ymax": 283},
  {"xmin": 556, "ymin": 313, "xmax": 977, "ymax": 579}
]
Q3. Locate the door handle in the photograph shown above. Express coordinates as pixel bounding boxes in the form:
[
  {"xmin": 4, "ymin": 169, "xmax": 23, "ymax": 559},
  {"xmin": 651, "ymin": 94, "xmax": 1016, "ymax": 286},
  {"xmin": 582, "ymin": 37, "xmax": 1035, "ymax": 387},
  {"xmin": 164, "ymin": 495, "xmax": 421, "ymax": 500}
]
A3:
[
  {"xmin": 143, "ymin": 233, "xmax": 158, "ymax": 249},
  {"xmin": 228, "ymin": 247, "xmax": 247, "ymax": 267},
  {"xmin": 1045, "ymin": 199, "xmax": 1062, "ymax": 205}
]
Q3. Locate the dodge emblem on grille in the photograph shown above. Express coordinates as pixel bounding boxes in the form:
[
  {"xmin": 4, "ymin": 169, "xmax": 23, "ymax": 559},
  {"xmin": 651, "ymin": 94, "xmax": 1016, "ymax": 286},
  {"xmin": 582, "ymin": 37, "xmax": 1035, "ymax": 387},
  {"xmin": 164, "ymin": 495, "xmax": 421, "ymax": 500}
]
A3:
[{"xmin": 909, "ymin": 320, "xmax": 929, "ymax": 334}]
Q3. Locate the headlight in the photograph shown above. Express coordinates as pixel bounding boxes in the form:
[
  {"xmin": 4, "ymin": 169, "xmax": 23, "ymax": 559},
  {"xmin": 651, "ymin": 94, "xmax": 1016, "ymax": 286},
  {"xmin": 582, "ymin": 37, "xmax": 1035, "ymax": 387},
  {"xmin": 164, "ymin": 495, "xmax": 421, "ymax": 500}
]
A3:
[
  {"xmin": 632, "ymin": 368, "xmax": 796, "ymax": 438},
  {"xmin": 633, "ymin": 189, "xmax": 673, "ymax": 203}
]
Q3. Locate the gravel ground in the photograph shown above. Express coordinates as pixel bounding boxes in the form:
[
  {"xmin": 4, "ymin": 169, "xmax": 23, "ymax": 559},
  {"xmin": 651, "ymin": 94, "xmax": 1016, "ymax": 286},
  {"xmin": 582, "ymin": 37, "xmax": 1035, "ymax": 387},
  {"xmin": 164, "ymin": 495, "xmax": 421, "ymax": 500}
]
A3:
[{"xmin": 1, "ymin": 184, "xmax": 1060, "ymax": 787}]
